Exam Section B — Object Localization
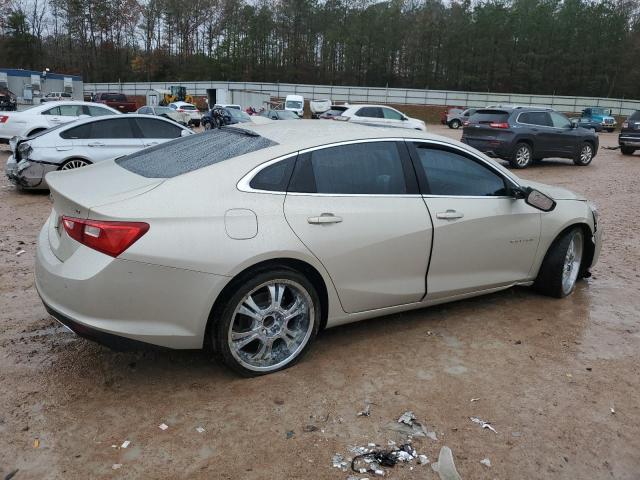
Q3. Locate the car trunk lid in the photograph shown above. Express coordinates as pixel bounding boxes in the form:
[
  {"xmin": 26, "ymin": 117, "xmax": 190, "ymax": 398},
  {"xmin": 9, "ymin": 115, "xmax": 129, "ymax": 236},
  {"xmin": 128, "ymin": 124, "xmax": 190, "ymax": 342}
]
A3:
[{"xmin": 46, "ymin": 160, "xmax": 164, "ymax": 261}]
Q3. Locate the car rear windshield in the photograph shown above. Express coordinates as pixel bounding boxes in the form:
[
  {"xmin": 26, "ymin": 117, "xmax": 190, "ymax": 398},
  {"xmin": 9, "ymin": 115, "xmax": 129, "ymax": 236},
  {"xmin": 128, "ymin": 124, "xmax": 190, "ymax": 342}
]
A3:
[
  {"xmin": 629, "ymin": 111, "xmax": 640, "ymax": 121},
  {"xmin": 181, "ymin": 105, "xmax": 197, "ymax": 110},
  {"xmin": 116, "ymin": 128, "xmax": 277, "ymax": 178},
  {"xmin": 470, "ymin": 110, "xmax": 510, "ymax": 123}
]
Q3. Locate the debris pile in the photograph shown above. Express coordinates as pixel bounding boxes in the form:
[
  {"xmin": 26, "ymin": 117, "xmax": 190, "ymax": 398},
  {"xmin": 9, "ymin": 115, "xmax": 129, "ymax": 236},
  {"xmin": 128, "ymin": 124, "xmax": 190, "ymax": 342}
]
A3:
[{"xmin": 469, "ymin": 416, "xmax": 497, "ymax": 433}]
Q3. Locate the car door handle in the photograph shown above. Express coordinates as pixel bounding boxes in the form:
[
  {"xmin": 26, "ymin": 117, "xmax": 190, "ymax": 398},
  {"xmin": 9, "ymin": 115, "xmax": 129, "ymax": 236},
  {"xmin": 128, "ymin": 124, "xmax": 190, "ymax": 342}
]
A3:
[
  {"xmin": 307, "ymin": 213, "xmax": 343, "ymax": 224},
  {"xmin": 87, "ymin": 141, "xmax": 105, "ymax": 147},
  {"xmin": 436, "ymin": 209, "xmax": 464, "ymax": 220}
]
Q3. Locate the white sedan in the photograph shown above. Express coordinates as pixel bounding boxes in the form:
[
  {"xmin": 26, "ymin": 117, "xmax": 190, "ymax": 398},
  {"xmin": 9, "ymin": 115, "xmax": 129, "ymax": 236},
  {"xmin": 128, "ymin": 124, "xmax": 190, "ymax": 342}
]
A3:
[
  {"xmin": 35, "ymin": 121, "xmax": 602, "ymax": 376},
  {"xmin": 337, "ymin": 104, "xmax": 427, "ymax": 131},
  {"xmin": 5, "ymin": 114, "xmax": 192, "ymax": 189},
  {"xmin": 167, "ymin": 101, "xmax": 202, "ymax": 127},
  {"xmin": 0, "ymin": 101, "xmax": 119, "ymax": 142}
]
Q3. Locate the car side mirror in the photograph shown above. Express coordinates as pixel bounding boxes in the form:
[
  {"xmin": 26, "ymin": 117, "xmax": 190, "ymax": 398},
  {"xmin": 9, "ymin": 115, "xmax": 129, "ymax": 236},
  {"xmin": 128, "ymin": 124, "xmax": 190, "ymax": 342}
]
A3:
[
  {"xmin": 401, "ymin": 116, "xmax": 408, "ymax": 121},
  {"xmin": 570, "ymin": 120, "xmax": 578, "ymax": 129},
  {"xmin": 524, "ymin": 187, "xmax": 556, "ymax": 212}
]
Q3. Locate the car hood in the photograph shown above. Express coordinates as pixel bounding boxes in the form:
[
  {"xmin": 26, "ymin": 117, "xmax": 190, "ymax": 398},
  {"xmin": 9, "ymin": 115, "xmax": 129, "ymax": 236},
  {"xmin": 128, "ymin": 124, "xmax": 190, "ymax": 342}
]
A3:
[{"xmin": 521, "ymin": 180, "xmax": 586, "ymax": 201}]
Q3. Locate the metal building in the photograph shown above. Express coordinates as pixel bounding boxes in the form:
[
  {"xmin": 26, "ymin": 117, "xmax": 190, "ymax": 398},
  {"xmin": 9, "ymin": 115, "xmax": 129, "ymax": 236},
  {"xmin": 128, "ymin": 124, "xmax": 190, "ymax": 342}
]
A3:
[{"xmin": 0, "ymin": 68, "xmax": 83, "ymax": 106}]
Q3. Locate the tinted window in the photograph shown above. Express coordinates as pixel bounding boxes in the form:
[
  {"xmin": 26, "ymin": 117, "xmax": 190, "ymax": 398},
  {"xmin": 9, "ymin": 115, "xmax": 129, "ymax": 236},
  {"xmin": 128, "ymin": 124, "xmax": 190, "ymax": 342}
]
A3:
[
  {"xmin": 289, "ymin": 142, "xmax": 407, "ymax": 195},
  {"xmin": 550, "ymin": 111, "xmax": 571, "ymax": 128},
  {"xmin": 90, "ymin": 118, "xmax": 136, "ymax": 138},
  {"xmin": 519, "ymin": 111, "xmax": 551, "ymax": 126},
  {"xmin": 42, "ymin": 106, "xmax": 59, "ymax": 115},
  {"xmin": 138, "ymin": 107, "xmax": 151, "ymax": 114},
  {"xmin": 470, "ymin": 110, "xmax": 510, "ymax": 123},
  {"xmin": 630, "ymin": 111, "xmax": 640, "ymax": 121},
  {"xmin": 382, "ymin": 108, "xmax": 403, "ymax": 120},
  {"xmin": 355, "ymin": 107, "xmax": 383, "ymax": 118},
  {"xmin": 85, "ymin": 105, "xmax": 113, "ymax": 116},
  {"xmin": 116, "ymin": 129, "xmax": 277, "ymax": 178},
  {"xmin": 134, "ymin": 118, "xmax": 182, "ymax": 138},
  {"xmin": 249, "ymin": 157, "xmax": 296, "ymax": 191},
  {"xmin": 60, "ymin": 123, "xmax": 92, "ymax": 139},
  {"xmin": 415, "ymin": 145, "xmax": 507, "ymax": 196}
]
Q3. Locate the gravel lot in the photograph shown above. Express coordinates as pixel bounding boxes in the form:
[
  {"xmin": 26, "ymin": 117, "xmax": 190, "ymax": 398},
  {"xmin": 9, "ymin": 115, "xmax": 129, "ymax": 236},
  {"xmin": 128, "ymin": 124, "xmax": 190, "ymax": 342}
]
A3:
[{"xmin": 1, "ymin": 125, "xmax": 639, "ymax": 479}]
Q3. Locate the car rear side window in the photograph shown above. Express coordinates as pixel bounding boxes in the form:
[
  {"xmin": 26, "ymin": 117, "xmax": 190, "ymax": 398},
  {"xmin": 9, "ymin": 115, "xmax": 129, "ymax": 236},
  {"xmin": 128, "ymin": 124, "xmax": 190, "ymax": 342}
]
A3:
[
  {"xmin": 134, "ymin": 118, "xmax": 183, "ymax": 138},
  {"xmin": 355, "ymin": 107, "xmax": 383, "ymax": 118},
  {"xmin": 414, "ymin": 144, "xmax": 508, "ymax": 196},
  {"xmin": 249, "ymin": 157, "xmax": 296, "ymax": 192},
  {"xmin": 85, "ymin": 105, "xmax": 113, "ymax": 116},
  {"xmin": 382, "ymin": 108, "xmax": 403, "ymax": 120},
  {"xmin": 518, "ymin": 111, "xmax": 551, "ymax": 126},
  {"xmin": 116, "ymin": 128, "xmax": 277, "ymax": 178},
  {"xmin": 89, "ymin": 118, "xmax": 137, "ymax": 138},
  {"xmin": 289, "ymin": 142, "xmax": 407, "ymax": 195},
  {"xmin": 60, "ymin": 123, "xmax": 92, "ymax": 139},
  {"xmin": 471, "ymin": 110, "xmax": 510, "ymax": 124},
  {"xmin": 628, "ymin": 111, "xmax": 640, "ymax": 121}
]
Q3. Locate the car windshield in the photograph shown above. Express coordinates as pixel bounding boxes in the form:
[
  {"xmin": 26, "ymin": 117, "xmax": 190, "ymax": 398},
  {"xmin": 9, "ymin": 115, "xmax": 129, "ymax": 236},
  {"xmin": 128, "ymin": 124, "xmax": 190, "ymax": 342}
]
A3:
[
  {"xmin": 229, "ymin": 109, "xmax": 251, "ymax": 121},
  {"xmin": 278, "ymin": 110, "xmax": 299, "ymax": 119},
  {"xmin": 286, "ymin": 101, "xmax": 303, "ymax": 109},
  {"xmin": 591, "ymin": 108, "xmax": 605, "ymax": 115},
  {"xmin": 116, "ymin": 128, "xmax": 277, "ymax": 178}
]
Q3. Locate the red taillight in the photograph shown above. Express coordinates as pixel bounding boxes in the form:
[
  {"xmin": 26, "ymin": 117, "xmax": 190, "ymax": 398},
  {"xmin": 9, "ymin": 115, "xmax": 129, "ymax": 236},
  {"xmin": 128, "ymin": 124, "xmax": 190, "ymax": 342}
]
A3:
[
  {"xmin": 489, "ymin": 122, "xmax": 509, "ymax": 129},
  {"xmin": 463, "ymin": 120, "xmax": 470, "ymax": 126},
  {"xmin": 62, "ymin": 216, "xmax": 149, "ymax": 257},
  {"xmin": 0, "ymin": 115, "xmax": 9, "ymax": 123}
]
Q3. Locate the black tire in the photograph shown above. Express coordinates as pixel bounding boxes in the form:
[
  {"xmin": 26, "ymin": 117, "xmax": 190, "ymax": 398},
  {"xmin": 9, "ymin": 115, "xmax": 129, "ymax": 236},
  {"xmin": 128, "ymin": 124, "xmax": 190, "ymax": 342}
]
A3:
[
  {"xmin": 193, "ymin": 120, "xmax": 201, "ymax": 127},
  {"xmin": 203, "ymin": 120, "xmax": 212, "ymax": 130},
  {"xmin": 449, "ymin": 119, "xmax": 461, "ymax": 129},
  {"xmin": 573, "ymin": 142, "xmax": 594, "ymax": 166},
  {"xmin": 510, "ymin": 142, "xmax": 533, "ymax": 169},
  {"xmin": 211, "ymin": 268, "xmax": 321, "ymax": 377},
  {"xmin": 605, "ymin": 128, "xmax": 615, "ymax": 133},
  {"xmin": 534, "ymin": 227, "xmax": 585, "ymax": 298},
  {"xmin": 621, "ymin": 146, "xmax": 636, "ymax": 156}
]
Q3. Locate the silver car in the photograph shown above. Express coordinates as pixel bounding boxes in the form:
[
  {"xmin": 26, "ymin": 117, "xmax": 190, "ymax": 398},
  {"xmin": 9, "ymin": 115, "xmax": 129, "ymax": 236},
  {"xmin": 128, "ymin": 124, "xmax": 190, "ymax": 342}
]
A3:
[
  {"xmin": 35, "ymin": 121, "xmax": 602, "ymax": 376},
  {"xmin": 5, "ymin": 115, "xmax": 192, "ymax": 189},
  {"xmin": 447, "ymin": 108, "xmax": 477, "ymax": 129}
]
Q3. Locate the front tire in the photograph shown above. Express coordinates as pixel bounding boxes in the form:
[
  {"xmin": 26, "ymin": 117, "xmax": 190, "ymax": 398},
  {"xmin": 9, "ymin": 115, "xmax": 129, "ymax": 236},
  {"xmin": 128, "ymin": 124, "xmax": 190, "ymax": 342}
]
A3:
[
  {"xmin": 211, "ymin": 268, "xmax": 321, "ymax": 376},
  {"xmin": 621, "ymin": 146, "xmax": 636, "ymax": 156},
  {"xmin": 449, "ymin": 119, "xmax": 461, "ymax": 129},
  {"xmin": 574, "ymin": 142, "xmax": 594, "ymax": 166},
  {"xmin": 534, "ymin": 228, "xmax": 585, "ymax": 298},
  {"xmin": 510, "ymin": 142, "xmax": 533, "ymax": 168}
]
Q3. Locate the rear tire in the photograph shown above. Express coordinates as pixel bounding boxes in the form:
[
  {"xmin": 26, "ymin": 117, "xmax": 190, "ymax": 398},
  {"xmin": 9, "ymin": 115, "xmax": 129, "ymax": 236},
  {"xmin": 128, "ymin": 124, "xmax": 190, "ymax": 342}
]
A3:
[
  {"xmin": 211, "ymin": 268, "xmax": 321, "ymax": 377},
  {"xmin": 573, "ymin": 142, "xmax": 594, "ymax": 166},
  {"xmin": 449, "ymin": 119, "xmax": 461, "ymax": 129},
  {"xmin": 534, "ymin": 228, "xmax": 584, "ymax": 298},
  {"xmin": 621, "ymin": 146, "xmax": 636, "ymax": 156},
  {"xmin": 606, "ymin": 128, "xmax": 615, "ymax": 133},
  {"xmin": 510, "ymin": 142, "xmax": 533, "ymax": 169}
]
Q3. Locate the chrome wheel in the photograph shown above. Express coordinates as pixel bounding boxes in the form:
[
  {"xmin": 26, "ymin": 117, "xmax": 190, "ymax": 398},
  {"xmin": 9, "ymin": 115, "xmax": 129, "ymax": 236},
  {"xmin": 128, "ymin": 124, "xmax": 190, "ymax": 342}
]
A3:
[
  {"xmin": 515, "ymin": 145, "xmax": 531, "ymax": 167},
  {"xmin": 561, "ymin": 230, "xmax": 583, "ymax": 295},
  {"xmin": 60, "ymin": 159, "xmax": 90, "ymax": 170},
  {"xmin": 580, "ymin": 144, "xmax": 593, "ymax": 164},
  {"xmin": 228, "ymin": 279, "xmax": 314, "ymax": 372}
]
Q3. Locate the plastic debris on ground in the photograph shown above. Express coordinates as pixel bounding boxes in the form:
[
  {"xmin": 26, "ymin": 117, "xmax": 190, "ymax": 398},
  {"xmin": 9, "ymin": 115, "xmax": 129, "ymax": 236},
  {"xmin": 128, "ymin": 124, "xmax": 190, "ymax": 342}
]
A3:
[
  {"xmin": 418, "ymin": 454, "xmax": 429, "ymax": 464},
  {"xmin": 121, "ymin": 440, "xmax": 130, "ymax": 449},
  {"xmin": 358, "ymin": 403, "xmax": 372, "ymax": 417},
  {"xmin": 385, "ymin": 411, "xmax": 437, "ymax": 440},
  {"xmin": 469, "ymin": 416, "xmax": 497, "ymax": 433},
  {"xmin": 611, "ymin": 406, "xmax": 616, "ymax": 414},
  {"xmin": 32, "ymin": 439, "xmax": 40, "ymax": 448},
  {"xmin": 431, "ymin": 446, "xmax": 462, "ymax": 480},
  {"xmin": 16, "ymin": 249, "xmax": 26, "ymax": 256},
  {"xmin": 302, "ymin": 424, "xmax": 318, "ymax": 432},
  {"xmin": 158, "ymin": 423, "xmax": 168, "ymax": 430},
  {"xmin": 332, "ymin": 453, "xmax": 349, "ymax": 471},
  {"xmin": 480, "ymin": 458, "xmax": 491, "ymax": 467},
  {"xmin": 196, "ymin": 427, "xmax": 205, "ymax": 433},
  {"xmin": 345, "ymin": 442, "xmax": 430, "ymax": 477},
  {"xmin": 470, "ymin": 398, "xmax": 480, "ymax": 402},
  {"xmin": 112, "ymin": 464, "xmax": 123, "ymax": 470}
]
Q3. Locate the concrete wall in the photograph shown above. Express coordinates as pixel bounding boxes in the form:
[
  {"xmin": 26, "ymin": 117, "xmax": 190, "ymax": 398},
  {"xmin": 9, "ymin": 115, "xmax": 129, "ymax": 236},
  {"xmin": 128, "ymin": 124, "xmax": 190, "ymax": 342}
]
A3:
[{"xmin": 84, "ymin": 81, "xmax": 640, "ymax": 116}]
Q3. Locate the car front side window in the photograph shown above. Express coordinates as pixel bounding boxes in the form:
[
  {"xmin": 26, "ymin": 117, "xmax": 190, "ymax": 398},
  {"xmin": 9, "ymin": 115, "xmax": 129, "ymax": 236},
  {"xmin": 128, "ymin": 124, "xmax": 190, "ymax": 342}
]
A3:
[
  {"xmin": 414, "ymin": 144, "xmax": 509, "ymax": 197},
  {"xmin": 382, "ymin": 108, "xmax": 404, "ymax": 120},
  {"xmin": 550, "ymin": 112, "xmax": 571, "ymax": 129},
  {"xmin": 289, "ymin": 142, "xmax": 408, "ymax": 195}
]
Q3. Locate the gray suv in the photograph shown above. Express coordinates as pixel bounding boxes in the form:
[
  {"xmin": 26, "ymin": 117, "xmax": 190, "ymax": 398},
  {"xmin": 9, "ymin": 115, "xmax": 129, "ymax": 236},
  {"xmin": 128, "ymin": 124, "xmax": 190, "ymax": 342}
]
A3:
[{"xmin": 461, "ymin": 107, "xmax": 599, "ymax": 168}]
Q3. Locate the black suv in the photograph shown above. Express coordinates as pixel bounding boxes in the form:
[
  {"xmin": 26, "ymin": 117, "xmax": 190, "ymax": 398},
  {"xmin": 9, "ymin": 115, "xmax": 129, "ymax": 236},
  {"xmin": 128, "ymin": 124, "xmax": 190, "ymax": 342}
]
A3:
[
  {"xmin": 619, "ymin": 110, "xmax": 640, "ymax": 155},
  {"xmin": 461, "ymin": 107, "xmax": 598, "ymax": 168}
]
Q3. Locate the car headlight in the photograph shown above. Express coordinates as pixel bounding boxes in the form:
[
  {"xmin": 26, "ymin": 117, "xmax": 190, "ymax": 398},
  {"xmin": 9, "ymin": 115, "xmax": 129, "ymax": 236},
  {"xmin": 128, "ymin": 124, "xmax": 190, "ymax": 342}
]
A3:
[{"xmin": 17, "ymin": 142, "xmax": 32, "ymax": 159}]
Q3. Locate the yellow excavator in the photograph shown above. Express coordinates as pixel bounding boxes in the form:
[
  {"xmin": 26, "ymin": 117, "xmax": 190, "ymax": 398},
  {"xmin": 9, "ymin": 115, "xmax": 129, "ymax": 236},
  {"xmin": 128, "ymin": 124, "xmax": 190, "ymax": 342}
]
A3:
[{"xmin": 159, "ymin": 86, "xmax": 194, "ymax": 105}]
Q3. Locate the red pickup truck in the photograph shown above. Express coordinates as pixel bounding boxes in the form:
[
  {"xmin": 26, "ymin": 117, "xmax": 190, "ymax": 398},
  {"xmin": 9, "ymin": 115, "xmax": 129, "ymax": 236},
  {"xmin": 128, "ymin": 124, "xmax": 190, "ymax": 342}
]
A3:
[{"xmin": 93, "ymin": 92, "xmax": 137, "ymax": 112}]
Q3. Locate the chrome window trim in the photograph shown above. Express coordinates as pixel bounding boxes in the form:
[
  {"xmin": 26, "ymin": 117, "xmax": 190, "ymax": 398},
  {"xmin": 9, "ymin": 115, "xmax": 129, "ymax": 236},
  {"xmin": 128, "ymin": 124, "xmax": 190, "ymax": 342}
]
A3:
[{"xmin": 237, "ymin": 137, "xmax": 522, "ymax": 195}]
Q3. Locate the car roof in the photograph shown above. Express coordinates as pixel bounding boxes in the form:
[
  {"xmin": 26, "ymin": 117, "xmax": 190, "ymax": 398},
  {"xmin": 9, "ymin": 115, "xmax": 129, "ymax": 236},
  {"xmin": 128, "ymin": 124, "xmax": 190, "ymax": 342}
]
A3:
[
  {"xmin": 172, "ymin": 101, "xmax": 195, "ymax": 106},
  {"xmin": 23, "ymin": 101, "xmax": 119, "ymax": 113},
  {"xmin": 58, "ymin": 113, "xmax": 184, "ymax": 129}
]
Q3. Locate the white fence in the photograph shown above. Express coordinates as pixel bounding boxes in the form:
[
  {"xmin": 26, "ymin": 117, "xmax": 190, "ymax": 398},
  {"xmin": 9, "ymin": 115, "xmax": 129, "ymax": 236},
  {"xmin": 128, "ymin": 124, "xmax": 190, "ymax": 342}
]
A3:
[{"xmin": 84, "ymin": 81, "xmax": 640, "ymax": 116}]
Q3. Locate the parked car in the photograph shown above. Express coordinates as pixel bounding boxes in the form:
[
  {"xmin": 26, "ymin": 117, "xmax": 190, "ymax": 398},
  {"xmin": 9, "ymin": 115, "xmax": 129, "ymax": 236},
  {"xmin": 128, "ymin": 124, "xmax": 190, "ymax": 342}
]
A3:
[
  {"xmin": 310, "ymin": 99, "xmax": 332, "ymax": 118},
  {"xmin": 214, "ymin": 104, "xmax": 242, "ymax": 110},
  {"xmin": 570, "ymin": 117, "xmax": 603, "ymax": 132},
  {"xmin": 260, "ymin": 109, "xmax": 301, "ymax": 120},
  {"xmin": 0, "ymin": 88, "xmax": 17, "ymax": 111},
  {"xmin": 93, "ymin": 92, "xmax": 138, "ymax": 113},
  {"xmin": 136, "ymin": 105, "xmax": 190, "ymax": 125},
  {"xmin": 581, "ymin": 107, "xmax": 617, "ymax": 132},
  {"xmin": 35, "ymin": 121, "xmax": 601, "ymax": 376},
  {"xmin": 0, "ymin": 101, "xmax": 120, "ymax": 143},
  {"xmin": 318, "ymin": 105, "xmax": 349, "ymax": 120},
  {"xmin": 619, "ymin": 110, "xmax": 640, "ymax": 155},
  {"xmin": 285, "ymin": 94, "xmax": 304, "ymax": 117},
  {"xmin": 5, "ymin": 115, "xmax": 192, "ymax": 189},
  {"xmin": 202, "ymin": 107, "xmax": 252, "ymax": 129},
  {"xmin": 461, "ymin": 107, "xmax": 598, "ymax": 168},
  {"xmin": 447, "ymin": 108, "xmax": 477, "ymax": 129},
  {"xmin": 336, "ymin": 104, "xmax": 427, "ymax": 131},
  {"xmin": 441, "ymin": 107, "xmax": 463, "ymax": 125},
  {"xmin": 168, "ymin": 101, "xmax": 201, "ymax": 127},
  {"xmin": 40, "ymin": 92, "xmax": 73, "ymax": 103}
]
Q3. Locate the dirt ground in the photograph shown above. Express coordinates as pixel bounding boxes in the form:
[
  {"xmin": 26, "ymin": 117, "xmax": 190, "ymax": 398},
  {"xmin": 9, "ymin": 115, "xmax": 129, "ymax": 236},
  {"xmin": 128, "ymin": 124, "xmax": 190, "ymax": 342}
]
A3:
[{"xmin": 1, "ymin": 125, "xmax": 639, "ymax": 480}]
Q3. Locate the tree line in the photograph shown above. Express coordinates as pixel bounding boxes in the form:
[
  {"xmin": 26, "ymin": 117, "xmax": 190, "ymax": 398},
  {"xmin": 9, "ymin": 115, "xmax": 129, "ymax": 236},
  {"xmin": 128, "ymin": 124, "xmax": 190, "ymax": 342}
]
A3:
[{"xmin": 1, "ymin": 0, "xmax": 639, "ymax": 98}]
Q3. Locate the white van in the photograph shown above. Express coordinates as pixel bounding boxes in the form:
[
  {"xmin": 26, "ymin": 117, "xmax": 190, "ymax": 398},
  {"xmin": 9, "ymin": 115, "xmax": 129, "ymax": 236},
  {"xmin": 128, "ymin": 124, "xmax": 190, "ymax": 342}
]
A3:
[{"xmin": 285, "ymin": 94, "xmax": 304, "ymax": 117}]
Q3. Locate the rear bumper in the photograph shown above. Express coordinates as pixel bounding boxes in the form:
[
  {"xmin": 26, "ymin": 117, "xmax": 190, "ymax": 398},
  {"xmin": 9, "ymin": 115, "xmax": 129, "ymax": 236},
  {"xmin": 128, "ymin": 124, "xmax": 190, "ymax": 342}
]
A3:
[
  {"xmin": 619, "ymin": 135, "xmax": 640, "ymax": 148},
  {"xmin": 5, "ymin": 155, "xmax": 56, "ymax": 189},
  {"xmin": 462, "ymin": 137, "xmax": 512, "ymax": 158},
  {"xmin": 35, "ymin": 220, "xmax": 229, "ymax": 350}
]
